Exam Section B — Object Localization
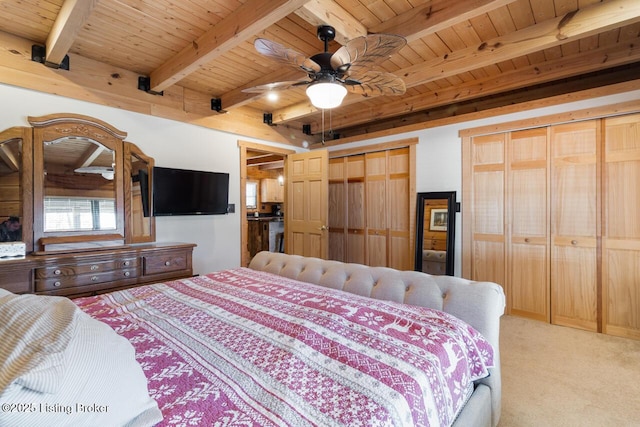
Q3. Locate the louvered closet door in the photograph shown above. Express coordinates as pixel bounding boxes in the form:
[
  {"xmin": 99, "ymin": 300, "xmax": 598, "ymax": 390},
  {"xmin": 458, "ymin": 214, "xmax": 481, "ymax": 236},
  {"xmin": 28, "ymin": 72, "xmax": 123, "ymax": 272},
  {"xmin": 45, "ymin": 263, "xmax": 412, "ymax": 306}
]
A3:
[
  {"xmin": 550, "ymin": 122, "xmax": 599, "ymax": 331},
  {"xmin": 387, "ymin": 147, "xmax": 411, "ymax": 270},
  {"xmin": 602, "ymin": 114, "xmax": 640, "ymax": 340},
  {"xmin": 507, "ymin": 128, "xmax": 550, "ymax": 322},
  {"xmin": 470, "ymin": 134, "xmax": 506, "ymax": 289},
  {"xmin": 346, "ymin": 155, "xmax": 366, "ymax": 264},
  {"xmin": 366, "ymin": 151, "xmax": 388, "ymax": 267},
  {"xmin": 328, "ymin": 157, "xmax": 346, "ymax": 262}
]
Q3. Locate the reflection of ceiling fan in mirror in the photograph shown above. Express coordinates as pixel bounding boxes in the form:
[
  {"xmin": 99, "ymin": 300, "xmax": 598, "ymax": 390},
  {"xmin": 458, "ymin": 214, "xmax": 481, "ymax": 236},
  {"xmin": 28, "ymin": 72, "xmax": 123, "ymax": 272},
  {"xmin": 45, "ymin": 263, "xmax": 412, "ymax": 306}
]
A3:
[
  {"xmin": 243, "ymin": 25, "xmax": 407, "ymax": 109},
  {"xmin": 74, "ymin": 166, "xmax": 114, "ymax": 180}
]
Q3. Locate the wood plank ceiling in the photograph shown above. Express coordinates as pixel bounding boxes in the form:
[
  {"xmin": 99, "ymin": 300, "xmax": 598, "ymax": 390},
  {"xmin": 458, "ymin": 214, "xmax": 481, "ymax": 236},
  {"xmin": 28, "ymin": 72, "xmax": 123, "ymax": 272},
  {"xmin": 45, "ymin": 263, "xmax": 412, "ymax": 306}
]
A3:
[{"xmin": 0, "ymin": 0, "xmax": 639, "ymax": 146}]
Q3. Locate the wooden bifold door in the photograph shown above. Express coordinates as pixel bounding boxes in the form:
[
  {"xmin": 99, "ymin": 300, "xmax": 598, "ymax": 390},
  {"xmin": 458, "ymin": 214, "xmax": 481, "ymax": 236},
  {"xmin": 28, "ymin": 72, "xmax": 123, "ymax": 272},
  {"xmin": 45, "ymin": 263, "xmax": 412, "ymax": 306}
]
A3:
[{"xmin": 463, "ymin": 112, "xmax": 640, "ymax": 340}]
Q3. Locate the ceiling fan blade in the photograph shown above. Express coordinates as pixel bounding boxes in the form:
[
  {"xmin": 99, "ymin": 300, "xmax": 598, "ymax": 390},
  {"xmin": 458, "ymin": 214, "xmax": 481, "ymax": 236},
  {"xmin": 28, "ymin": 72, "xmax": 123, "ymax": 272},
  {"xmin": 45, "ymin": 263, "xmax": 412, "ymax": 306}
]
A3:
[
  {"xmin": 254, "ymin": 38, "xmax": 321, "ymax": 74},
  {"xmin": 345, "ymin": 70, "xmax": 406, "ymax": 96},
  {"xmin": 330, "ymin": 34, "xmax": 406, "ymax": 72},
  {"xmin": 242, "ymin": 80, "xmax": 311, "ymax": 94}
]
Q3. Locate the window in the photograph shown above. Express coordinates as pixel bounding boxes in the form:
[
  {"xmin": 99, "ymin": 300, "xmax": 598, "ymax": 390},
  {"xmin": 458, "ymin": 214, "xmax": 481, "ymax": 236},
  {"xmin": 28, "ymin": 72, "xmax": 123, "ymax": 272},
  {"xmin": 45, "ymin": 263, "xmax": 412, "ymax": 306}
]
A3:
[
  {"xmin": 246, "ymin": 181, "xmax": 258, "ymax": 209},
  {"xmin": 44, "ymin": 197, "xmax": 116, "ymax": 232}
]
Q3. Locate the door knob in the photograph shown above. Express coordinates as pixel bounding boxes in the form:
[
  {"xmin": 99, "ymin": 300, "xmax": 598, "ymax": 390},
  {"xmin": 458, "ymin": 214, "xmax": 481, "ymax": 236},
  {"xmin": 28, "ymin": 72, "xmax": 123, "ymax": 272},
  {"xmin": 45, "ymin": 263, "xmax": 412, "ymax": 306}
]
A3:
[{"xmin": 318, "ymin": 225, "xmax": 329, "ymax": 231}]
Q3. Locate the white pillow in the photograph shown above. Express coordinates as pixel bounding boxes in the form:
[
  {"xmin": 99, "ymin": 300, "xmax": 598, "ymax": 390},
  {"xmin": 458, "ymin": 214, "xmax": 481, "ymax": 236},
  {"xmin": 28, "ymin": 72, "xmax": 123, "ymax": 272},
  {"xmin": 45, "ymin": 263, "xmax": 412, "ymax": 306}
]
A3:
[{"xmin": 0, "ymin": 289, "xmax": 163, "ymax": 427}]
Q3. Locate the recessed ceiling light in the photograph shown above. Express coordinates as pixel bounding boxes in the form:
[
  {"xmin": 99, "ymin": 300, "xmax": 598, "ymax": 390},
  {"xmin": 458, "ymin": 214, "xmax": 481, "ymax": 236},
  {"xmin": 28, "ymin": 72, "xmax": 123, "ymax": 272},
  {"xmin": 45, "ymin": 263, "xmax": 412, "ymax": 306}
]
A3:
[{"xmin": 267, "ymin": 92, "xmax": 278, "ymax": 102}]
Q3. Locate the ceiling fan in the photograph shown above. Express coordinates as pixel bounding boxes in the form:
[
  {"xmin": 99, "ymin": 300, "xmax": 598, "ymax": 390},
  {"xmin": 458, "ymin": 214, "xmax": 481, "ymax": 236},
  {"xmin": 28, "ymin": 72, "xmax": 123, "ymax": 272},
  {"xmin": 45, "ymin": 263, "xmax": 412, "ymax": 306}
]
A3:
[
  {"xmin": 74, "ymin": 166, "xmax": 114, "ymax": 180},
  {"xmin": 243, "ymin": 25, "xmax": 407, "ymax": 109}
]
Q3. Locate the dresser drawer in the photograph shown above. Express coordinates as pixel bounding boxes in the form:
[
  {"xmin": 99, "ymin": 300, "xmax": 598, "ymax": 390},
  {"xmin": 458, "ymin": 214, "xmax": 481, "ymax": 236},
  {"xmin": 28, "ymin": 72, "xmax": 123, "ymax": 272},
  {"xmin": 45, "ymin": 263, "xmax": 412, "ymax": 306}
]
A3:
[
  {"xmin": 35, "ymin": 268, "xmax": 139, "ymax": 292},
  {"xmin": 35, "ymin": 258, "xmax": 139, "ymax": 279},
  {"xmin": 143, "ymin": 251, "xmax": 188, "ymax": 275}
]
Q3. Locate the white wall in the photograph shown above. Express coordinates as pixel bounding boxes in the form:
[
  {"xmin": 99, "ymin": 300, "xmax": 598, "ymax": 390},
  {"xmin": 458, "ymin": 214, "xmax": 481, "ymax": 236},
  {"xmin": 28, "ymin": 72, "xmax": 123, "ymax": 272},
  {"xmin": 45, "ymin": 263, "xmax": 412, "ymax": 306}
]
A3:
[
  {"xmin": 0, "ymin": 84, "xmax": 290, "ymax": 274},
  {"xmin": 3, "ymin": 83, "xmax": 639, "ymax": 276}
]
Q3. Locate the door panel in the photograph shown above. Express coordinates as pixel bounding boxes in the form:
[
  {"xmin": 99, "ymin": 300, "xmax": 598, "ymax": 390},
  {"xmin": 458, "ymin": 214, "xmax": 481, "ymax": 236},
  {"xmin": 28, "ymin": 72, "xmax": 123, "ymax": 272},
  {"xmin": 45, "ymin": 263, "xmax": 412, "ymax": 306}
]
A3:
[
  {"xmin": 470, "ymin": 133, "xmax": 506, "ymax": 293},
  {"xmin": 550, "ymin": 121, "xmax": 598, "ymax": 331},
  {"xmin": 603, "ymin": 113, "xmax": 640, "ymax": 339},
  {"xmin": 286, "ymin": 150, "xmax": 328, "ymax": 258},
  {"xmin": 508, "ymin": 128, "xmax": 549, "ymax": 321}
]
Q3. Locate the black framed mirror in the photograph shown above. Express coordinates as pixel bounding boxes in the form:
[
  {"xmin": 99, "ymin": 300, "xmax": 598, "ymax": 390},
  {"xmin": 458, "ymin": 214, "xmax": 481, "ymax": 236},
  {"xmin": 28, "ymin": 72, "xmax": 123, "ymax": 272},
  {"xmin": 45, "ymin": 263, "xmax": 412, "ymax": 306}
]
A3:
[{"xmin": 415, "ymin": 191, "xmax": 456, "ymax": 276}]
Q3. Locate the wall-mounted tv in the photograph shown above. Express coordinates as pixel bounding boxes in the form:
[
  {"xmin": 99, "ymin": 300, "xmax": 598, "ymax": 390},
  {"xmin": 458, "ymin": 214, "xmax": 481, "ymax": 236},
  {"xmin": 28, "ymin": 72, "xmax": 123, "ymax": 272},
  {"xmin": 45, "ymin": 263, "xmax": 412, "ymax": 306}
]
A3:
[{"xmin": 152, "ymin": 166, "xmax": 229, "ymax": 216}]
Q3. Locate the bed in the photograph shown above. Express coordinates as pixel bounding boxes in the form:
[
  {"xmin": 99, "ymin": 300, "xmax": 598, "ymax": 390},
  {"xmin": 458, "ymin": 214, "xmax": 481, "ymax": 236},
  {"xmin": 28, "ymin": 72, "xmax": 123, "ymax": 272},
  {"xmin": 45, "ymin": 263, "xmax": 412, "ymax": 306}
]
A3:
[{"xmin": 0, "ymin": 251, "xmax": 505, "ymax": 427}]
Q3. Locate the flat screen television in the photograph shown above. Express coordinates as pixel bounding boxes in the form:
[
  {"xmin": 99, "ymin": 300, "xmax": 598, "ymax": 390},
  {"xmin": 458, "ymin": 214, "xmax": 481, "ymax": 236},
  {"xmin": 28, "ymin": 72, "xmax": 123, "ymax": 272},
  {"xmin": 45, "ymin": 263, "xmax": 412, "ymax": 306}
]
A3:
[{"xmin": 152, "ymin": 166, "xmax": 229, "ymax": 216}]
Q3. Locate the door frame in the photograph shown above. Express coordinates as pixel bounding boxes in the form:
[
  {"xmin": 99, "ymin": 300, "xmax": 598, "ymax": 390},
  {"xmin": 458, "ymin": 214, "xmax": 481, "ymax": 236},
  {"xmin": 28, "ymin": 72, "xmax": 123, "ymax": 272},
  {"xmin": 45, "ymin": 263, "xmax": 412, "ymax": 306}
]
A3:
[{"xmin": 238, "ymin": 140, "xmax": 295, "ymax": 266}]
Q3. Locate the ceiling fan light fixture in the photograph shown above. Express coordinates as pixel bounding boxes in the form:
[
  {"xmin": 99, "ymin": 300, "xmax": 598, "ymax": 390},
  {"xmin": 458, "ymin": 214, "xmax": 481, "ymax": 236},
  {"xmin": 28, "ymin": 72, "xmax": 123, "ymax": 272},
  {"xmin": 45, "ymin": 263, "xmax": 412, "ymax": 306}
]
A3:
[{"xmin": 306, "ymin": 82, "xmax": 347, "ymax": 109}]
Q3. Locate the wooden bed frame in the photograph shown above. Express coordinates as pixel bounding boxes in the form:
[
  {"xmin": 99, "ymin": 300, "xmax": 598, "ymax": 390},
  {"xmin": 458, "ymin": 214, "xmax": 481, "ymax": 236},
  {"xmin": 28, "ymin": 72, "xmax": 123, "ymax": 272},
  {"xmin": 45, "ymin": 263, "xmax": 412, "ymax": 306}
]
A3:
[{"xmin": 249, "ymin": 251, "xmax": 506, "ymax": 427}]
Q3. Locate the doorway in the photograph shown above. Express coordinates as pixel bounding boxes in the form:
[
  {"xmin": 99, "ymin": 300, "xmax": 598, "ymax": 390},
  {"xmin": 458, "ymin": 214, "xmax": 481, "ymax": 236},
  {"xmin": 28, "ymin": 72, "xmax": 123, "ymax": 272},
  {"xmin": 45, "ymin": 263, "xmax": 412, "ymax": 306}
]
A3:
[{"xmin": 238, "ymin": 141, "xmax": 294, "ymax": 266}]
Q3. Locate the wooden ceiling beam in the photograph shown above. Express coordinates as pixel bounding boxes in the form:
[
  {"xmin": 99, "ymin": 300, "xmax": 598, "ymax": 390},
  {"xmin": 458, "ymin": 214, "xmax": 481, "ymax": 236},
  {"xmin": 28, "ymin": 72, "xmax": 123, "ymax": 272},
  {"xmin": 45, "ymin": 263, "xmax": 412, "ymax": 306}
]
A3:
[
  {"xmin": 332, "ymin": 65, "xmax": 640, "ymax": 141},
  {"xmin": 311, "ymin": 42, "xmax": 640, "ymax": 132},
  {"xmin": 0, "ymin": 145, "xmax": 19, "ymax": 171},
  {"xmin": 402, "ymin": 0, "xmax": 640, "ymax": 88},
  {"xmin": 270, "ymin": 0, "xmax": 640, "ymax": 125},
  {"xmin": 149, "ymin": 0, "xmax": 310, "ymax": 93},
  {"xmin": 370, "ymin": 0, "xmax": 514, "ymax": 42},
  {"xmin": 75, "ymin": 144, "xmax": 104, "ymax": 169},
  {"xmin": 294, "ymin": 0, "xmax": 367, "ymax": 44},
  {"xmin": 45, "ymin": 0, "xmax": 98, "ymax": 67}
]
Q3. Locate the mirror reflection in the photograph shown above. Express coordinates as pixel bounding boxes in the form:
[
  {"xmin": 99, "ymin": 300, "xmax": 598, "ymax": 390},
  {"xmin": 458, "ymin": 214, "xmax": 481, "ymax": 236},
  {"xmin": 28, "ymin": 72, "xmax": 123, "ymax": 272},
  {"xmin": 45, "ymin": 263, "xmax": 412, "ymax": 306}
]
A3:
[
  {"xmin": 129, "ymin": 152, "xmax": 152, "ymax": 240},
  {"xmin": 0, "ymin": 138, "xmax": 23, "ymax": 242},
  {"xmin": 415, "ymin": 191, "xmax": 456, "ymax": 276},
  {"xmin": 42, "ymin": 136, "xmax": 116, "ymax": 232}
]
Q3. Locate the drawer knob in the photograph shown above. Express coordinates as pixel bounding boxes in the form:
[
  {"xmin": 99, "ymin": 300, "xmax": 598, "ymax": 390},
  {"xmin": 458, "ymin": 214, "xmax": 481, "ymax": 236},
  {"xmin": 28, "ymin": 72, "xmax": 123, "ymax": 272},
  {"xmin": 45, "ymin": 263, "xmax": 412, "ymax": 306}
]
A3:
[
  {"xmin": 91, "ymin": 276, "xmax": 98, "ymax": 281},
  {"xmin": 165, "ymin": 261, "xmax": 171, "ymax": 266},
  {"xmin": 124, "ymin": 271, "xmax": 130, "ymax": 277},
  {"xmin": 53, "ymin": 281, "xmax": 61, "ymax": 287},
  {"xmin": 123, "ymin": 260, "xmax": 130, "ymax": 266},
  {"xmin": 571, "ymin": 240, "xmax": 578, "ymax": 245},
  {"xmin": 54, "ymin": 269, "xmax": 61, "ymax": 275},
  {"xmin": 91, "ymin": 265, "xmax": 99, "ymax": 271},
  {"xmin": 525, "ymin": 238, "xmax": 530, "ymax": 243}
]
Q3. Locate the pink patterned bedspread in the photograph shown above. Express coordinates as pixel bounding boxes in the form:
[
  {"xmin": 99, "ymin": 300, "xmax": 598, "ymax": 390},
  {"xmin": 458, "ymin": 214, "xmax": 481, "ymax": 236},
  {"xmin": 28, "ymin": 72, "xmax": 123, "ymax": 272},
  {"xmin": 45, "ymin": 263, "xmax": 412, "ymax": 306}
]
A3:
[{"xmin": 74, "ymin": 268, "xmax": 494, "ymax": 427}]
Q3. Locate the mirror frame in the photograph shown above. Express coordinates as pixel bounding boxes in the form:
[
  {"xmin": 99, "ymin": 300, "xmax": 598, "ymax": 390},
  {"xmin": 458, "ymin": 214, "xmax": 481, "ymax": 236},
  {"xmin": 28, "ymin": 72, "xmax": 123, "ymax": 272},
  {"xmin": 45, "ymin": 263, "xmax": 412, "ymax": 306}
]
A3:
[
  {"xmin": 124, "ymin": 142, "xmax": 155, "ymax": 243},
  {"xmin": 414, "ymin": 191, "xmax": 456, "ymax": 276},
  {"xmin": 0, "ymin": 126, "xmax": 33, "ymax": 252},
  {"xmin": 30, "ymin": 113, "xmax": 126, "ymax": 252}
]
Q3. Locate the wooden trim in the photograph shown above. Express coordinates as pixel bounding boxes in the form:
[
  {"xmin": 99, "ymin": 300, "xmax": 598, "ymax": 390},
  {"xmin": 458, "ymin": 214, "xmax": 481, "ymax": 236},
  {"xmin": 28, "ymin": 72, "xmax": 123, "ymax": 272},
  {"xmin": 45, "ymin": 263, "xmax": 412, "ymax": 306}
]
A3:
[
  {"xmin": 28, "ymin": 113, "xmax": 128, "ymax": 140},
  {"xmin": 328, "ymin": 138, "xmax": 418, "ymax": 158},
  {"xmin": 39, "ymin": 234, "xmax": 124, "ymax": 245},
  {"xmin": 331, "ymin": 80, "xmax": 640, "ymax": 145},
  {"xmin": 461, "ymin": 136, "xmax": 472, "ymax": 279},
  {"xmin": 238, "ymin": 140, "xmax": 295, "ymax": 266},
  {"xmin": 459, "ymin": 98, "xmax": 640, "ymax": 137}
]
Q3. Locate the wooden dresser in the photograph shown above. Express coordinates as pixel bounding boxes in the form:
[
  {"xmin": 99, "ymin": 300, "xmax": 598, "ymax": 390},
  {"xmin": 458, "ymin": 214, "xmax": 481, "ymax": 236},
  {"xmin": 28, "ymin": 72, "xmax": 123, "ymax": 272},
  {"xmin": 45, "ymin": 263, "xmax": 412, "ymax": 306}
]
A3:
[{"xmin": 0, "ymin": 242, "xmax": 195, "ymax": 298}]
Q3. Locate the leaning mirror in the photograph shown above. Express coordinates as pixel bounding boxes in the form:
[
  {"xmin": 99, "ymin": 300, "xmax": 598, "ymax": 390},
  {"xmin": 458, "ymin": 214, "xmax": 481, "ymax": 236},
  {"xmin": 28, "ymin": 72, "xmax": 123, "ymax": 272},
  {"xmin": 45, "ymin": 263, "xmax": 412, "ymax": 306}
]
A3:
[{"xmin": 414, "ymin": 191, "xmax": 456, "ymax": 276}]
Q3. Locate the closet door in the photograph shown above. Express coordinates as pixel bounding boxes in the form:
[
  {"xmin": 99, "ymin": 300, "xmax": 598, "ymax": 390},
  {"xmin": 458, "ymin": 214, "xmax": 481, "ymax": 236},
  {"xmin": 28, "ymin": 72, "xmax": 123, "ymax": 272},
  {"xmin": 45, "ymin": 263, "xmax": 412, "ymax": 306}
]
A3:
[
  {"xmin": 346, "ymin": 155, "xmax": 366, "ymax": 264},
  {"xmin": 387, "ymin": 147, "xmax": 411, "ymax": 270},
  {"xmin": 550, "ymin": 121, "xmax": 599, "ymax": 331},
  {"xmin": 602, "ymin": 113, "xmax": 640, "ymax": 339},
  {"xmin": 328, "ymin": 157, "xmax": 346, "ymax": 262},
  {"xmin": 366, "ymin": 151, "xmax": 387, "ymax": 266},
  {"xmin": 469, "ymin": 134, "xmax": 506, "ymax": 289},
  {"xmin": 507, "ymin": 128, "xmax": 550, "ymax": 322}
]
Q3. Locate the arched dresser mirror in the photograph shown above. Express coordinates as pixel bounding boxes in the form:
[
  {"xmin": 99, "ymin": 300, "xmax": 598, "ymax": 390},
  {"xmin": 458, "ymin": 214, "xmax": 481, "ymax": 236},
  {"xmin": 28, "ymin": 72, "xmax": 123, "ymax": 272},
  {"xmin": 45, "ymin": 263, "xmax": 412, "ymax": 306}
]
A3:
[
  {"xmin": 31, "ymin": 114, "xmax": 126, "ymax": 251},
  {"xmin": 0, "ymin": 127, "xmax": 33, "ymax": 251},
  {"xmin": 414, "ymin": 191, "xmax": 456, "ymax": 276}
]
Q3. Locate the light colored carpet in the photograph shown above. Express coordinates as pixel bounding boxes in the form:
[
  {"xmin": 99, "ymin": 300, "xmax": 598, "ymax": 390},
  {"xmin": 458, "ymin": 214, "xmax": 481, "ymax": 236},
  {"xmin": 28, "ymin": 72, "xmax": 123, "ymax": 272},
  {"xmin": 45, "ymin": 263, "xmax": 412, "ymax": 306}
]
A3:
[{"xmin": 499, "ymin": 315, "xmax": 640, "ymax": 427}]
